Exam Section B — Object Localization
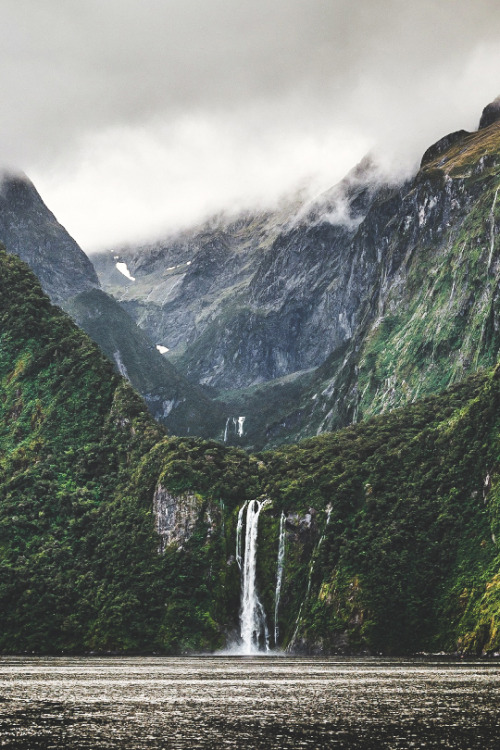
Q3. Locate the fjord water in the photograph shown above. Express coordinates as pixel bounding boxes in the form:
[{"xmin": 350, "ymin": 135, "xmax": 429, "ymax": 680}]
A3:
[{"xmin": 1, "ymin": 657, "xmax": 500, "ymax": 749}]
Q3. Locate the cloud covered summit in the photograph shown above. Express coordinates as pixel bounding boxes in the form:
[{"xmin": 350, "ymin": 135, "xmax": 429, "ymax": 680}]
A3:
[{"xmin": 2, "ymin": 0, "xmax": 500, "ymax": 249}]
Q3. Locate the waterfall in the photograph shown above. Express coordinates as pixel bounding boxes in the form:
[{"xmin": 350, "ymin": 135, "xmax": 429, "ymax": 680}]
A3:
[
  {"xmin": 224, "ymin": 416, "xmax": 245, "ymax": 441},
  {"xmin": 487, "ymin": 185, "xmax": 500, "ymax": 272},
  {"xmin": 236, "ymin": 501, "xmax": 247, "ymax": 570},
  {"xmin": 274, "ymin": 511, "xmax": 286, "ymax": 647},
  {"xmin": 240, "ymin": 499, "xmax": 270, "ymax": 653}
]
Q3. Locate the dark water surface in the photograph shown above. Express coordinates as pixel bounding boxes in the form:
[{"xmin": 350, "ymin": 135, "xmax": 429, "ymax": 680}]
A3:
[{"xmin": 0, "ymin": 656, "xmax": 499, "ymax": 748}]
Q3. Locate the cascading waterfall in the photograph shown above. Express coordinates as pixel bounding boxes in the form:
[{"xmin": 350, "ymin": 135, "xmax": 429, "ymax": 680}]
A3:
[
  {"xmin": 236, "ymin": 501, "xmax": 247, "ymax": 570},
  {"xmin": 224, "ymin": 416, "xmax": 246, "ymax": 441},
  {"xmin": 239, "ymin": 499, "xmax": 270, "ymax": 653},
  {"xmin": 274, "ymin": 511, "xmax": 286, "ymax": 647}
]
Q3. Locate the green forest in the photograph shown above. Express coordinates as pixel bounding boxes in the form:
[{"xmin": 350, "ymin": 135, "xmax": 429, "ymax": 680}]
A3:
[{"xmin": 1, "ymin": 249, "xmax": 500, "ymax": 655}]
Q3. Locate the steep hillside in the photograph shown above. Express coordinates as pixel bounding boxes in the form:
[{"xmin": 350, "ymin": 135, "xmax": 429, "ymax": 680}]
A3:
[
  {"xmin": 95, "ymin": 100, "xmax": 500, "ymax": 449},
  {"xmin": 0, "ymin": 250, "xmax": 253, "ymax": 652},
  {"xmin": 0, "ymin": 173, "xmax": 99, "ymax": 304},
  {"xmin": 65, "ymin": 289, "xmax": 224, "ymax": 438},
  {"xmin": 2, "ymin": 250, "xmax": 500, "ymax": 656},
  {"xmin": 0, "ymin": 173, "xmax": 221, "ymax": 438},
  {"xmin": 92, "ymin": 158, "xmax": 388, "ymax": 391},
  {"xmin": 276, "ymin": 109, "xmax": 500, "ymax": 444}
]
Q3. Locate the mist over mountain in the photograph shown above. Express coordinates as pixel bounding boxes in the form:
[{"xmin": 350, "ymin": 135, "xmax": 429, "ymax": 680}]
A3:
[
  {"xmin": 89, "ymin": 98, "xmax": 500, "ymax": 450},
  {"xmin": 1, "ymin": 1, "xmax": 500, "ymax": 250},
  {"xmin": 2, "ymin": 0, "xmax": 500, "ymax": 661}
]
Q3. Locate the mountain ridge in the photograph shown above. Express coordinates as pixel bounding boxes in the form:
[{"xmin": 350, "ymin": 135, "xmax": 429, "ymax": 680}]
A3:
[
  {"xmin": 92, "ymin": 100, "xmax": 500, "ymax": 448},
  {"xmin": 0, "ymin": 172, "xmax": 222, "ymax": 438},
  {"xmin": 2, "ymin": 249, "xmax": 500, "ymax": 655}
]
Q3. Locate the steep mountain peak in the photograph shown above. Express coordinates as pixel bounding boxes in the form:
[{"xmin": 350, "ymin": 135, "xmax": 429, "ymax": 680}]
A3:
[
  {"xmin": 420, "ymin": 130, "xmax": 471, "ymax": 167},
  {"xmin": 479, "ymin": 95, "xmax": 500, "ymax": 130},
  {"xmin": 0, "ymin": 170, "xmax": 99, "ymax": 304}
]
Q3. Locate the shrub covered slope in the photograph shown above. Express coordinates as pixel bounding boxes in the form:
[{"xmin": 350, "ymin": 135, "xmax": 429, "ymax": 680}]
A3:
[{"xmin": 2, "ymin": 250, "xmax": 500, "ymax": 655}]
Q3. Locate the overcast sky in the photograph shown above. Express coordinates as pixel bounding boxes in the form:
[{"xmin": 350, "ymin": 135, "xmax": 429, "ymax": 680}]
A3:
[{"xmin": 2, "ymin": 0, "xmax": 500, "ymax": 251}]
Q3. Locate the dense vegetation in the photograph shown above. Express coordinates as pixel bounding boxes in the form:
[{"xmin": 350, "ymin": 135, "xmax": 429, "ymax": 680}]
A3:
[
  {"xmin": 2, "ymin": 250, "xmax": 500, "ymax": 655},
  {"xmin": 0, "ymin": 250, "xmax": 252, "ymax": 652}
]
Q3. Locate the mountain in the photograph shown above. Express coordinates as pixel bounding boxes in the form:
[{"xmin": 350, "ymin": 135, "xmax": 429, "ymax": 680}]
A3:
[
  {"xmin": 93, "ymin": 99, "xmax": 500, "ymax": 449},
  {"xmin": 0, "ymin": 172, "xmax": 221, "ymax": 437},
  {"xmin": 0, "ymin": 173, "xmax": 99, "ymax": 304},
  {"xmin": 2, "ymin": 249, "xmax": 500, "ymax": 656},
  {"xmin": 92, "ymin": 158, "xmax": 387, "ymax": 391}
]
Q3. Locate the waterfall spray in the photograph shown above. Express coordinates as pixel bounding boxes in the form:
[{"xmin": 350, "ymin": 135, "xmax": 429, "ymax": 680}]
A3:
[
  {"xmin": 240, "ymin": 499, "xmax": 270, "ymax": 653},
  {"xmin": 223, "ymin": 417, "xmax": 231, "ymax": 443},
  {"xmin": 274, "ymin": 511, "xmax": 286, "ymax": 647},
  {"xmin": 236, "ymin": 501, "xmax": 247, "ymax": 570}
]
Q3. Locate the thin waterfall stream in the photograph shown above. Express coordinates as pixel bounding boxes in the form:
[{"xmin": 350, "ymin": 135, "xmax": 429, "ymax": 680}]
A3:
[
  {"xmin": 274, "ymin": 511, "xmax": 286, "ymax": 647},
  {"xmin": 223, "ymin": 417, "xmax": 230, "ymax": 443},
  {"xmin": 236, "ymin": 501, "xmax": 247, "ymax": 570},
  {"xmin": 239, "ymin": 499, "xmax": 270, "ymax": 653}
]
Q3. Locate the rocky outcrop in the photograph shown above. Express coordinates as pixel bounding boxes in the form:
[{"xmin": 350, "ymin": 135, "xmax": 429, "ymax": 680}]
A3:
[
  {"xmin": 479, "ymin": 95, "xmax": 500, "ymax": 130},
  {"xmin": 0, "ymin": 172, "xmax": 99, "ymax": 304},
  {"xmin": 153, "ymin": 484, "xmax": 202, "ymax": 553},
  {"xmin": 93, "ymin": 99, "xmax": 500, "ymax": 449},
  {"xmin": 420, "ymin": 130, "xmax": 470, "ymax": 166}
]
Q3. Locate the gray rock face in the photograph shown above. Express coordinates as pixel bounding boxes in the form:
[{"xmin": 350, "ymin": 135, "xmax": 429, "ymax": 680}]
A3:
[
  {"xmin": 22, "ymin": 98, "xmax": 493, "ymax": 450},
  {"xmin": 64, "ymin": 288, "xmax": 224, "ymax": 437},
  {"xmin": 420, "ymin": 130, "xmax": 470, "ymax": 166},
  {"xmin": 0, "ymin": 171, "xmax": 222, "ymax": 439},
  {"xmin": 94, "ymin": 158, "xmax": 388, "ymax": 392},
  {"xmin": 479, "ymin": 96, "xmax": 500, "ymax": 130},
  {"xmin": 153, "ymin": 485, "xmax": 202, "ymax": 552},
  {"xmin": 94, "ymin": 101, "xmax": 500, "ymax": 449},
  {"xmin": 0, "ymin": 172, "xmax": 99, "ymax": 303}
]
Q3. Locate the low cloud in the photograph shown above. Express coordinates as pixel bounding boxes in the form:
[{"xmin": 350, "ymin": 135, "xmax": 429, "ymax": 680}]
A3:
[{"xmin": 1, "ymin": 0, "xmax": 500, "ymax": 250}]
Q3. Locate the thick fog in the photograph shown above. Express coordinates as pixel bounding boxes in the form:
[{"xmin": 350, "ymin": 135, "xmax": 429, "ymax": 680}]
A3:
[{"xmin": 1, "ymin": 0, "xmax": 500, "ymax": 250}]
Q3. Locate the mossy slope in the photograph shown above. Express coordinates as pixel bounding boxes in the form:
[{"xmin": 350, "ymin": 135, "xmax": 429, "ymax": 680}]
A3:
[{"xmin": 2, "ymin": 249, "xmax": 500, "ymax": 655}]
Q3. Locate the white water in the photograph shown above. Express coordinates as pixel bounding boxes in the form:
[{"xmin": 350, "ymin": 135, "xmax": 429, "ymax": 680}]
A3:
[
  {"xmin": 224, "ymin": 416, "xmax": 246, "ymax": 441},
  {"xmin": 274, "ymin": 511, "xmax": 286, "ymax": 647},
  {"xmin": 113, "ymin": 350, "xmax": 129, "ymax": 380},
  {"xmin": 487, "ymin": 185, "xmax": 500, "ymax": 272},
  {"xmin": 240, "ymin": 499, "xmax": 270, "ymax": 653},
  {"xmin": 235, "ymin": 501, "xmax": 247, "ymax": 570}
]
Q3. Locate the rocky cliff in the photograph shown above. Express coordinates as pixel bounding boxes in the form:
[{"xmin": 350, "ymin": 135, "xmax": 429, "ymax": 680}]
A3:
[
  {"xmin": 94, "ymin": 99, "xmax": 500, "ymax": 449},
  {"xmin": 0, "ymin": 172, "xmax": 99, "ymax": 304},
  {"xmin": 0, "ymin": 172, "xmax": 220, "ymax": 437},
  {"xmin": 2, "ymin": 249, "xmax": 500, "ymax": 656}
]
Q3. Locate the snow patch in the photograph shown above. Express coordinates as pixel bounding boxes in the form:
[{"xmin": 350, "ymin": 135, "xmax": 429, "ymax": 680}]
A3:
[
  {"xmin": 156, "ymin": 345, "xmax": 170, "ymax": 354},
  {"xmin": 116, "ymin": 262, "xmax": 135, "ymax": 281}
]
